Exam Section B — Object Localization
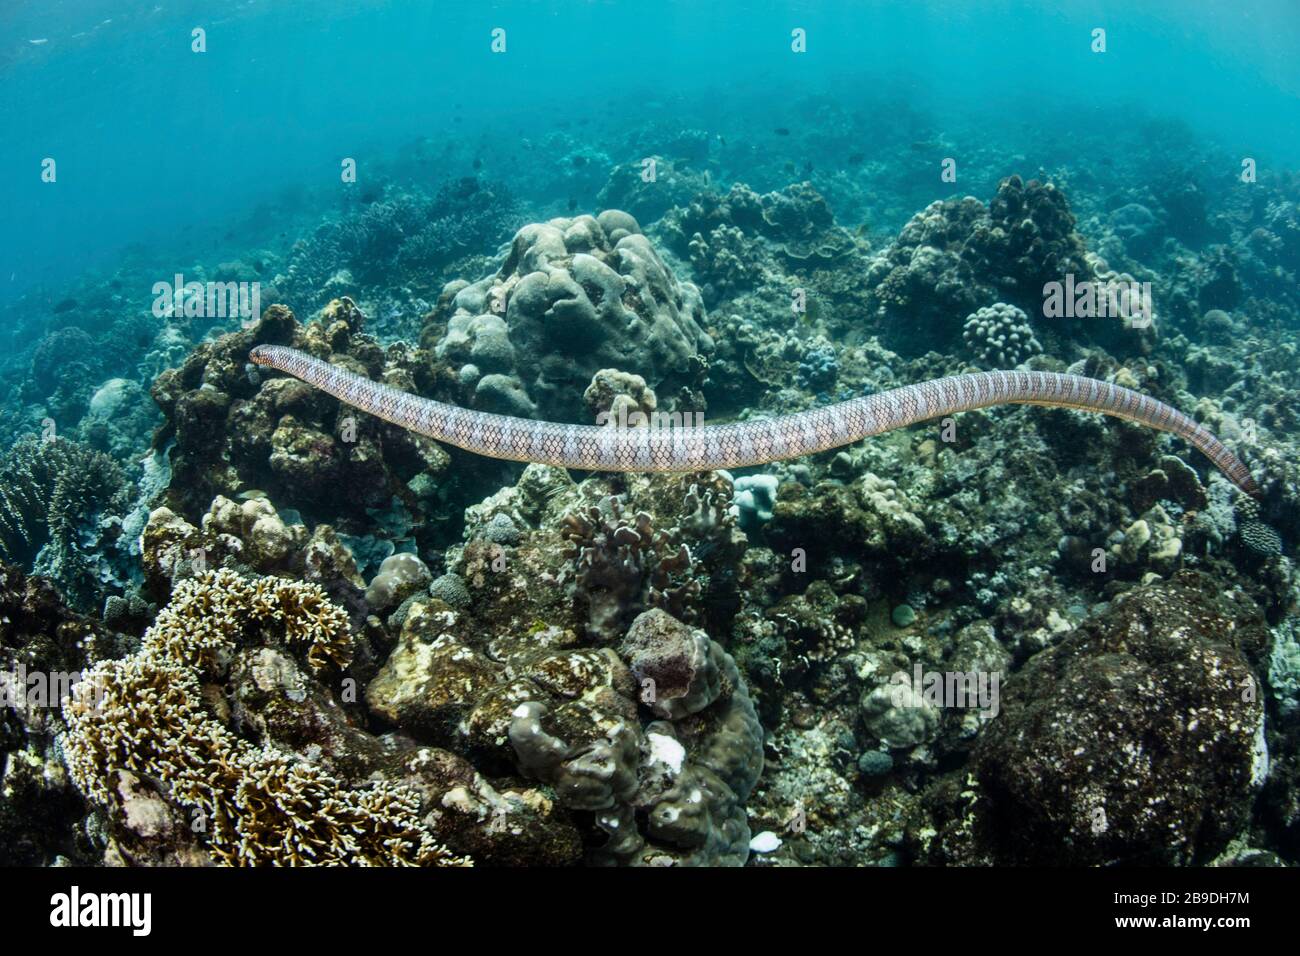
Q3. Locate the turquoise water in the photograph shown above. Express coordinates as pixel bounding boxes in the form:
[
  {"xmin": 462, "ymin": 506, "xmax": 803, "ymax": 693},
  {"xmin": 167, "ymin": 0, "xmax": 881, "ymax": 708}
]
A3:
[{"xmin": 4, "ymin": 1, "xmax": 1299, "ymax": 304}]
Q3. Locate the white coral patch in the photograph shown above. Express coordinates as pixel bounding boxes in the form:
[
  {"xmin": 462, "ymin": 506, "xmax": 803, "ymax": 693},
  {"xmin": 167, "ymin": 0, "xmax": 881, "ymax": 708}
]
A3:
[{"xmin": 646, "ymin": 731, "xmax": 685, "ymax": 774}]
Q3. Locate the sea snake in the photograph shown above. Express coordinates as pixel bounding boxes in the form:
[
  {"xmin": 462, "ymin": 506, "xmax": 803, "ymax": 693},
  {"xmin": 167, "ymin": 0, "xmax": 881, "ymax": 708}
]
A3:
[{"xmin": 249, "ymin": 344, "xmax": 1260, "ymax": 496}]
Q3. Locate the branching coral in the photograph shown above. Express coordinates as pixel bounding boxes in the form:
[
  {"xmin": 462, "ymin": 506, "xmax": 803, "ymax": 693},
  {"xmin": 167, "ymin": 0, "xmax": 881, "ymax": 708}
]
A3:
[
  {"xmin": 0, "ymin": 436, "xmax": 130, "ymax": 610},
  {"xmin": 63, "ymin": 569, "xmax": 468, "ymax": 866},
  {"xmin": 0, "ymin": 437, "xmax": 127, "ymax": 567}
]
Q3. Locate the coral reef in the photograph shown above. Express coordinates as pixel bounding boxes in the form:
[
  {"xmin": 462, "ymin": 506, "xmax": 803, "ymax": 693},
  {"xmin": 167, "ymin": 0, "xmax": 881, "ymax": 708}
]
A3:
[
  {"xmin": 433, "ymin": 211, "xmax": 713, "ymax": 421},
  {"xmin": 364, "ymin": 466, "xmax": 760, "ymax": 864},
  {"xmin": 149, "ymin": 298, "xmax": 489, "ymax": 554},
  {"xmin": 0, "ymin": 562, "xmax": 114, "ymax": 865},
  {"xmin": 3, "ymin": 89, "xmax": 1300, "ymax": 872},
  {"xmin": 861, "ymin": 175, "xmax": 1122, "ymax": 356},
  {"xmin": 274, "ymin": 178, "xmax": 521, "ymax": 331},
  {"xmin": 62, "ymin": 568, "xmax": 478, "ymax": 865},
  {"xmin": 0, "ymin": 437, "xmax": 131, "ymax": 611}
]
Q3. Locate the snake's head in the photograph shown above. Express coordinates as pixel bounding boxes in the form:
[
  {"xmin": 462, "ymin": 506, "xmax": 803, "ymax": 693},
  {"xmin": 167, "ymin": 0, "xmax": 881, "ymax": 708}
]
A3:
[{"xmin": 249, "ymin": 344, "xmax": 276, "ymax": 367}]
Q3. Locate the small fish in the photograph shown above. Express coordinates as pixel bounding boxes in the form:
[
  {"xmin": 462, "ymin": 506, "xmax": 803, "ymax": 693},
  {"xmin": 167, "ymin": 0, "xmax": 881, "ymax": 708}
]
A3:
[
  {"xmin": 29, "ymin": 38, "xmax": 49, "ymax": 45},
  {"xmin": 567, "ymin": 198, "xmax": 578, "ymax": 211},
  {"xmin": 472, "ymin": 158, "xmax": 482, "ymax": 170},
  {"xmin": 773, "ymin": 127, "xmax": 790, "ymax": 136},
  {"xmin": 52, "ymin": 298, "xmax": 77, "ymax": 313},
  {"xmin": 847, "ymin": 152, "xmax": 865, "ymax": 165},
  {"xmin": 572, "ymin": 155, "xmax": 587, "ymax": 168}
]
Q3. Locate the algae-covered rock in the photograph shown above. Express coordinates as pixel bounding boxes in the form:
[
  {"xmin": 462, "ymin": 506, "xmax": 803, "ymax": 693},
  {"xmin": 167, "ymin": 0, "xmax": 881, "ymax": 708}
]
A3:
[{"xmin": 974, "ymin": 571, "xmax": 1268, "ymax": 865}]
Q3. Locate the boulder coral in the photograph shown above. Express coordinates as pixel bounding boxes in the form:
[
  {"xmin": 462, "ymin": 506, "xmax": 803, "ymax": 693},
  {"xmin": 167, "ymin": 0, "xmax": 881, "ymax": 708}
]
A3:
[{"xmin": 434, "ymin": 211, "xmax": 713, "ymax": 421}]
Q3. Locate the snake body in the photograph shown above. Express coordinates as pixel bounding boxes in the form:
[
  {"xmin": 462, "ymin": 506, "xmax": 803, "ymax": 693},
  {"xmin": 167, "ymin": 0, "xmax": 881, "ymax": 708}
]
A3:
[{"xmin": 249, "ymin": 344, "xmax": 1259, "ymax": 496}]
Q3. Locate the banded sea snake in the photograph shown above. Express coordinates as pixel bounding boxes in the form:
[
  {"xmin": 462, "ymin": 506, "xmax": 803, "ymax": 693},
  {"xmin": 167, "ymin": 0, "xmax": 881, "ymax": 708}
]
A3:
[{"xmin": 250, "ymin": 344, "xmax": 1260, "ymax": 497}]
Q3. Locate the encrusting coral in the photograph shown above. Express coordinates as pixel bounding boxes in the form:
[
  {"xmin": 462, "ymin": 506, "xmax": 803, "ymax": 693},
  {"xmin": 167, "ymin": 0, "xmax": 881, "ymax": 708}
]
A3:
[{"xmin": 62, "ymin": 568, "xmax": 470, "ymax": 866}]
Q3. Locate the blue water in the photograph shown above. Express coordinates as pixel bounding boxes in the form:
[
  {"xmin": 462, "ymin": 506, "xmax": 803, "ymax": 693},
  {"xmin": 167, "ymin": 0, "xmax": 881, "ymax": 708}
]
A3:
[{"xmin": 3, "ymin": 0, "xmax": 1299, "ymax": 307}]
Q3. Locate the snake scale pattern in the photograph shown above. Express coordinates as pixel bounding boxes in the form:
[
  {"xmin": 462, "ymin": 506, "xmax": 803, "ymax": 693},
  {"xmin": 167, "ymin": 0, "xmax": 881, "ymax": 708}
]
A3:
[{"xmin": 250, "ymin": 344, "xmax": 1260, "ymax": 496}]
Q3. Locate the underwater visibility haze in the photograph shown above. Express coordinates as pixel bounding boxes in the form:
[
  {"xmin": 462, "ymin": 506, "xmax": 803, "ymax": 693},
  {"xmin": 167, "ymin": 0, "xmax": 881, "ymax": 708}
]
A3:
[{"xmin": 2, "ymin": 0, "xmax": 1300, "ymax": 877}]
